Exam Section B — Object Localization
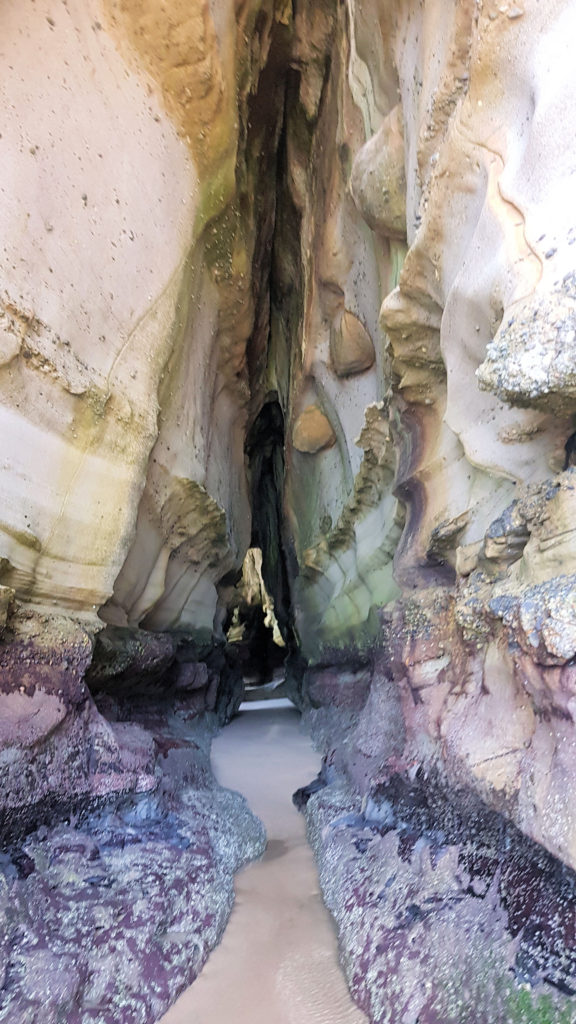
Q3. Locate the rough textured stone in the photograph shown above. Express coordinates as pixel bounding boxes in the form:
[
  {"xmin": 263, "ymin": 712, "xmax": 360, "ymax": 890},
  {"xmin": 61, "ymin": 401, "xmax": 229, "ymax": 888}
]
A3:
[
  {"xmin": 350, "ymin": 104, "xmax": 407, "ymax": 240},
  {"xmin": 276, "ymin": 0, "xmax": 576, "ymax": 899},
  {"xmin": 300, "ymin": 763, "xmax": 576, "ymax": 1024},
  {"xmin": 0, "ymin": 706, "xmax": 265, "ymax": 1024}
]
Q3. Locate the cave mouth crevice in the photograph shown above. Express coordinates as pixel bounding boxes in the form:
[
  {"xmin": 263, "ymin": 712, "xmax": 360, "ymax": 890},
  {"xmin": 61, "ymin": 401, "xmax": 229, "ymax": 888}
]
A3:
[
  {"xmin": 244, "ymin": 399, "xmax": 294, "ymax": 657},
  {"xmin": 224, "ymin": 544, "xmax": 288, "ymax": 697}
]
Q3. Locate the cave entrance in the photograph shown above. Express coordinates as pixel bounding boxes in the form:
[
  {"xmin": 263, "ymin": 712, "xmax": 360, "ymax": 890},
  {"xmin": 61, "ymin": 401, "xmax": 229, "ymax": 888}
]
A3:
[
  {"xmin": 227, "ymin": 546, "xmax": 288, "ymax": 702},
  {"xmin": 235, "ymin": 397, "xmax": 294, "ymax": 702}
]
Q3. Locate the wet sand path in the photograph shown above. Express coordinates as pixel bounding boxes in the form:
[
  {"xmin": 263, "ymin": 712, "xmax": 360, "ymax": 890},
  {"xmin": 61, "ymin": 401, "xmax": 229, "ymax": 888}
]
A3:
[{"xmin": 160, "ymin": 699, "xmax": 367, "ymax": 1024}]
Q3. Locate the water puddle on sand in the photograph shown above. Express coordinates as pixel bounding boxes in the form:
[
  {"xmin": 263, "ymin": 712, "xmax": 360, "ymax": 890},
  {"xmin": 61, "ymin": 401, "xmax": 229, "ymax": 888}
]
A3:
[{"xmin": 159, "ymin": 699, "xmax": 367, "ymax": 1024}]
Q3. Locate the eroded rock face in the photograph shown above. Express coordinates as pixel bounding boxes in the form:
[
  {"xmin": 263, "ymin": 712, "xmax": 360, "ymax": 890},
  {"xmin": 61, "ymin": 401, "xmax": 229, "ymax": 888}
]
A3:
[
  {"xmin": 278, "ymin": 3, "xmax": 576, "ymax": 1017},
  {"xmin": 0, "ymin": 0, "xmax": 293, "ymax": 640},
  {"xmin": 0, "ymin": 703, "xmax": 265, "ymax": 1023},
  {"xmin": 0, "ymin": 0, "xmax": 291, "ymax": 828},
  {"xmin": 278, "ymin": 0, "xmax": 576, "ymax": 883},
  {"xmin": 299, "ymin": 755, "xmax": 576, "ymax": 1023},
  {"xmin": 4, "ymin": 0, "xmax": 576, "ymax": 1019}
]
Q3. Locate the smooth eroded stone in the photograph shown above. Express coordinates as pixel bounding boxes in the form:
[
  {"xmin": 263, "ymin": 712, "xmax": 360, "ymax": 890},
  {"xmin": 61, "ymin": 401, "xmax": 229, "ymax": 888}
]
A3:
[
  {"xmin": 292, "ymin": 405, "xmax": 336, "ymax": 453},
  {"xmin": 330, "ymin": 310, "xmax": 376, "ymax": 377},
  {"xmin": 350, "ymin": 104, "xmax": 407, "ymax": 240}
]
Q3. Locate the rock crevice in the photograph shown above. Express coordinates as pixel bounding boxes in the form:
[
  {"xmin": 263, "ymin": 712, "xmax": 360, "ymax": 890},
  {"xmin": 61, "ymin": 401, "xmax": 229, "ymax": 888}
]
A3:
[{"xmin": 3, "ymin": 1, "xmax": 576, "ymax": 1022}]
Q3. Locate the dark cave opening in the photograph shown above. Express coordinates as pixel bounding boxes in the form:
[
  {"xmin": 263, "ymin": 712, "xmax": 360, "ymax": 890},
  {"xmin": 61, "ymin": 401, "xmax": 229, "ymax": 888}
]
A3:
[{"xmin": 245, "ymin": 399, "xmax": 292, "ymax": 647}]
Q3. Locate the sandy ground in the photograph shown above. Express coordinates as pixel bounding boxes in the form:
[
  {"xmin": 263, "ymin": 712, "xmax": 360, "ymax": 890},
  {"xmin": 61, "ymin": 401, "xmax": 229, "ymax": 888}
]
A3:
[{"xmin": 159, "ymin": 699, "xmax": 367, "ymax": 1024}]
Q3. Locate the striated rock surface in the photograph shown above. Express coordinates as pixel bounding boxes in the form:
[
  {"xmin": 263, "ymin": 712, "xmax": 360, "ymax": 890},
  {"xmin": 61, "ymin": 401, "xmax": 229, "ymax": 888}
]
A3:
[
  {"xmin": 0, "ymin": 3, "xmax": 278, "ymax": 1019},
  {"xmin": 0, "ymin": 0, "xmax": 293, "ymax": 829},
  {"xmin": 0, "ymin": 0, "xmax": 296, "ymax": 641},
  {"xmin": 277, "ymin": 0, "xmax": 576, "ymax": 893}
]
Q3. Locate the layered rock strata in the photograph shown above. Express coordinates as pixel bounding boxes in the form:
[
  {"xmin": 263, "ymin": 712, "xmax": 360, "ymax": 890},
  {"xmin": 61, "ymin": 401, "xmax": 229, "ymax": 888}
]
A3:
[
  {"xmin": 279, "ymin": 2, "xmax": 576, "ymax": 1019},
  {"xmin": 0, "ymin": 0, "xmax": 292, "ymax": 823},
  {"xmin": 0, "ymin": 3, "xmax": 279, "ymax": 1018}
]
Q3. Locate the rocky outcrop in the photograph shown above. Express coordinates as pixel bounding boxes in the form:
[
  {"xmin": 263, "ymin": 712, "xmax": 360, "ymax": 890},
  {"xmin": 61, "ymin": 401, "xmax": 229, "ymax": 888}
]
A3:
[
  {"xmin": 330, "ymin": 312, "xmax": 376, "ymax": 379},
  {"xmin": 0, "ymin": 0, "xmax": 292, "ymax": 827},
  {"xmin": 0, "ymin": 0, "xmax": 298, "ymax": 640},
  {"xmin": 298, "ymin": 749, "xmax": 576, "ymax": 1023},
  {"xmin": 292, "ymin": 405, "xmax": 336, "ymax": 454},
  {"xmin": 0, "ymin": 613, "xmax": 156, "ymax": 842},
  {"xmin": 0, "ymin": 702, "xmax": 265, "ymax": 1024},
  {"xmin": 0, "ymin": 7, "xmax": 280, "ymax": 1019},
  {"xmin": 278, "ymin": 0, "xmax": 576, "ymax": 884},
  {"xmin": 278, "ymin": 1, "xmax": 576, "ymax": 1019}
]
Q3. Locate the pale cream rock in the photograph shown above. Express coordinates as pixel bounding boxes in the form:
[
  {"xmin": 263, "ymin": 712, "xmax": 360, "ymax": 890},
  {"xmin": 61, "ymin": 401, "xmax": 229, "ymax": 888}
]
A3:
[
  {"xmin": 0, "ymin": 0, "xmax": 197, "ymax": 620},
  {"xmin": 0, "ymin": 0, "xmax": 272, "ymax": 637}
]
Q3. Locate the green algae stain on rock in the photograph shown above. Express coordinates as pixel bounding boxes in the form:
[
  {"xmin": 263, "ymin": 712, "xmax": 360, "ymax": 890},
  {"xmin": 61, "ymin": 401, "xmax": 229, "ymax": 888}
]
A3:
[
  {"xmin": 505, "ymin": 988, "xmax": 574, "ymax": 1024},
  {"xmin": 292, "ymin": 404, "xmax": 401, "ymax": 661}
]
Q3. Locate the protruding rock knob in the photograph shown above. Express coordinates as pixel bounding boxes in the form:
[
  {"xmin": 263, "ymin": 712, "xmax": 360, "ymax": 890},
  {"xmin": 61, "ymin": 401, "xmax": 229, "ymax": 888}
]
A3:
[
  {"xmin": 330, "ymin": 310, "xmax": 376, "ymax": 377},
  {"xmin": 292, "ymin": 405, "xmax": 336, "ymax": 453},
  {"xmin": 350, "ymin": 104, "xmax": 407, "ymax": 240}
]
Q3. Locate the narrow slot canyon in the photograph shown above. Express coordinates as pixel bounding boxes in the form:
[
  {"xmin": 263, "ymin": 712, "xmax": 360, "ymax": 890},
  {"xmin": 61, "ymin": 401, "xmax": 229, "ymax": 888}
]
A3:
[
  {"xmin": 160, "ymin": 699, "xmax": 366, "ymax": 1024},
  {"xmin": 3, "ymin": 2, "xmax": 576, "ymax": 1024}
]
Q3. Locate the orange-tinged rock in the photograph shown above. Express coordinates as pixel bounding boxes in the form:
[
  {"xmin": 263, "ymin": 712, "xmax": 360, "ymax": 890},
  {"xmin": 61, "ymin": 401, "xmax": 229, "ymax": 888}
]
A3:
[
  {"xmin": 292, "ymin": 405, "xmax": 336, "ymax": 453},
  {"xmin": 330, "ymin": 310, "xmax": 376, "ymax": 377}
]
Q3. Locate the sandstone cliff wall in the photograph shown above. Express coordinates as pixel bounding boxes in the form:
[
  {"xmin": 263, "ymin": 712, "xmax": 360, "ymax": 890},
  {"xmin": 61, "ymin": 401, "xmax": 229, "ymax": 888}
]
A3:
[
  {"xmin": 3, "ymin": 0, "xmax": 576, "ymax": 882},
  {"xmin": 279, "ymin": 0, "xmax": 576, "ymax": 878},
  {"xmin": 0, "ymin": 0, "xmax": 287, "ymax": 824}
]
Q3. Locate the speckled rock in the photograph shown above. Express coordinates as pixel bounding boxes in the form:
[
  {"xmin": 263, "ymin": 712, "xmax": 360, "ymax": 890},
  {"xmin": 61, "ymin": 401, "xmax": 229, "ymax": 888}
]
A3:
[
  {"xmin": 300, "ymin": 766, "xmax": 576, "ymax": 1024},
  {"xmin": 0, "ymin": 706, "xmax": 266, "ymax": 1024}
]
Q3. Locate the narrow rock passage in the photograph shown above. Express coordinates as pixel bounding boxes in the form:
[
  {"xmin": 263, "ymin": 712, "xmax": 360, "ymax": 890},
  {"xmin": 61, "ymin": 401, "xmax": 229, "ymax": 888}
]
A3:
[{"xmin": 160, "ymin": 699, "xmax": 367, "ymax": 1024}]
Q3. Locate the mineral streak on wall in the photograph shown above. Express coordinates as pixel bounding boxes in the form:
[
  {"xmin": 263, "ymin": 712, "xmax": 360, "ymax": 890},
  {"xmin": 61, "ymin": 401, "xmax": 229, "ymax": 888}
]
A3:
[{"xmin": 2, "ymin": 0, "xmax": 576, "ymax": 907}]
